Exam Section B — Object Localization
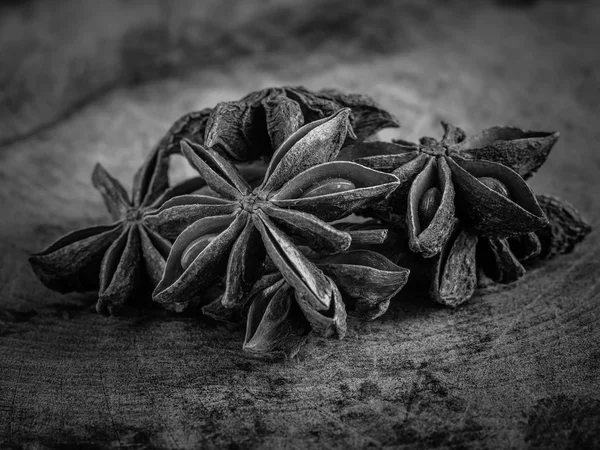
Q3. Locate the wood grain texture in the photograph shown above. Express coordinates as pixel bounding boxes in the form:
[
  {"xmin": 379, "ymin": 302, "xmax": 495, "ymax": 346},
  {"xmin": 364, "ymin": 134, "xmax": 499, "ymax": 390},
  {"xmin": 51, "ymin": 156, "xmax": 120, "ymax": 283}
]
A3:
[{"xmin": 1, "ymin": 1, "xmax": 599, "ymax": 448}]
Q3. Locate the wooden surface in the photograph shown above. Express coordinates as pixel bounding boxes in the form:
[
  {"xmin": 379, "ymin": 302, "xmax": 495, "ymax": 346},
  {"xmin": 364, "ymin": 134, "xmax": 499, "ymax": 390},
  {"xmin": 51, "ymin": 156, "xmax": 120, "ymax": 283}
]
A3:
[{"xmin": 1, "ymin": 1, "xmax": 599, "ymax": 448}]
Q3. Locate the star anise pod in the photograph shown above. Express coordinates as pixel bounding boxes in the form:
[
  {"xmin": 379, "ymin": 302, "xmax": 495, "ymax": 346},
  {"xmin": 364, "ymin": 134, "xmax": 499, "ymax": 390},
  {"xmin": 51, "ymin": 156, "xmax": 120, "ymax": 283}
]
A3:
[
  {"xmin": 148, "ymin": 110, "xmax": 401, "ymax": 326},
  {"xmin": 203, "ymin": 86, "xmax": 400, "ymax": 162},
  {"xmin": 239, "ymin": 249, "xmax": 409, "ymax": 358},
  {"xmin": 342, "ymin": 122, "xmax": 557, "ymax": 257},
  {"xmin": 29, "ymin": 147, "xmax": 188, "ymax": 315}
]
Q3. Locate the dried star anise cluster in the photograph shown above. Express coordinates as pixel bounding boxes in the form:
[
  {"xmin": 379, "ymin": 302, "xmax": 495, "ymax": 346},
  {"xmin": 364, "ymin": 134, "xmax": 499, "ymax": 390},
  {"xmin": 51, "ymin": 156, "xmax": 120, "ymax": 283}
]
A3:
[
  {"xmin": 342, "ymin": 121, "xmax": 591, "ymax": 306},
  {"xmin": 30, "ymin": 86, "xmax": 592, "ymax": 358}
]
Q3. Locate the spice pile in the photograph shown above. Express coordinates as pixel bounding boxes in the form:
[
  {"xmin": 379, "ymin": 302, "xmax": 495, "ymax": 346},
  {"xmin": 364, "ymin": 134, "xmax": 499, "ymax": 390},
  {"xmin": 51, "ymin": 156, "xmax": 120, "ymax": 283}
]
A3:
[{"xmin": 29, "ymin": 87, "xmax": 591, "ymax": 358}]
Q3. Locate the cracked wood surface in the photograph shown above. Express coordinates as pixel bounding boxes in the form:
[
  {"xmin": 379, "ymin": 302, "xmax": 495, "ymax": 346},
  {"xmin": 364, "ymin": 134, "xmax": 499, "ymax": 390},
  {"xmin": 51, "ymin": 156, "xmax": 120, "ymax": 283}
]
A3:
[{"xmin": 1, "ymin": 1, "xmax": 599, "ymax": 449}]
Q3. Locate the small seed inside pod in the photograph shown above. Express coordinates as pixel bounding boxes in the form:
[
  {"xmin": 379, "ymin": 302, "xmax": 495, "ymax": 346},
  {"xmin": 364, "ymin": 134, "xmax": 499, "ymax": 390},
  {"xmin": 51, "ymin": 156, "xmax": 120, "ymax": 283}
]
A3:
[
  {"xmin": 478, "ymin": 177, "xmax": 510, "ymax": 198},
  {"xmin": 181, "ymin": 233, "xmax": 219, "ymax": 270},
  {"xmin": 299, "ymin": 178, "xmax": 356, "ymax": 198},
  {"xmin": 418, "ymin": 187, "xmax": 442, "ymax": 229}
]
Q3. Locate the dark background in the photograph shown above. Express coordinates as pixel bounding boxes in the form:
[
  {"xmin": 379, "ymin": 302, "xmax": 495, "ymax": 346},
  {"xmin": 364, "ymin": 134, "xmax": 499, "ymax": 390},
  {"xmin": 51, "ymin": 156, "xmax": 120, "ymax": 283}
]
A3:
[{"xmin": 1, "ymin": 0, "xmax": 599, "ymax": 448}]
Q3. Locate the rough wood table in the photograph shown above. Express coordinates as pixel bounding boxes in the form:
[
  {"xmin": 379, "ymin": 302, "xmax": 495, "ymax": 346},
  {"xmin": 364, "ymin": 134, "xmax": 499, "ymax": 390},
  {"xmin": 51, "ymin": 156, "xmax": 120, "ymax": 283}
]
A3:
[{"xmin": 1, "ymin": 1, "xmax": 599, "ymax": 448}]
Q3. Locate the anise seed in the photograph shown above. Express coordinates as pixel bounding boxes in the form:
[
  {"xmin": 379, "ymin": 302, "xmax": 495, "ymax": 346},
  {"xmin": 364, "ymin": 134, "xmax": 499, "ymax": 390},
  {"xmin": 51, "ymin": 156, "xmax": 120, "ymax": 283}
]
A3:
[
  {"xmin": 478, "ymin": 177, "xmax": 510, "ymax": 198},
  {"xmin": 181, "ymin": 233, "xmax": 219, "ymax": 269},
  {"xmin": 418, "ymin": 187, "xmax": 442, "ymax": 229},
  {"xmin": 299, "ymin": 178, "xmax": 356, "ymax": 199}
]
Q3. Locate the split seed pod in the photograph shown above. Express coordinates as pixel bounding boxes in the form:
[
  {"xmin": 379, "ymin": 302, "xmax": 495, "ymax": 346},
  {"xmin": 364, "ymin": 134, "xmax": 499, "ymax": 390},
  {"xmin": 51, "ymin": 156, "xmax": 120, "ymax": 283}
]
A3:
[{"xmin": 342, "ymin": 122, "xmax": 557, "ymax": 257}]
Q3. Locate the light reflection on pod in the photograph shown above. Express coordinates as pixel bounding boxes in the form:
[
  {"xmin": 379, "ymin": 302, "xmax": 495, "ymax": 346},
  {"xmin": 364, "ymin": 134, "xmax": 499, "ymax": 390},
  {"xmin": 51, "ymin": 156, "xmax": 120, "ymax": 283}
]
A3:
[
  {"xmin": 299, "ymin": 178, "xmax": 356, "ymax": 199},
  {"xmin": 418, "ymin": 187, "xmax": 442, "ymax": 229},
  {"xmin": 478, "ymin": 176, "xmax": 510, "ymax": 198},
  {"xmin": 181, "ymin": 233, "xmax": 219, "ymax": 269}
]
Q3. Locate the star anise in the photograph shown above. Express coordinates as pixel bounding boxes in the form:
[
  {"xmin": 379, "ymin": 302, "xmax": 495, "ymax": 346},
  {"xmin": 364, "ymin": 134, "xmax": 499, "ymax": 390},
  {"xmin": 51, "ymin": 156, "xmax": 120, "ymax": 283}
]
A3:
[
  {"xmin": 239, "ymin": 249, "xmax": 409, "ymax": 358},
  {"xmin": 342, "ymin": 122, "xmax": 558, "ymax": 257},
  {"xmin": 404, "ymin": 193, "xmax": 591, "ymax": 307},
  {"xmin": 203, "ymin": 86, "xmax": 400, "ymax": 162},
  {"xmin": 29, "ymin": 147, "xmax": 184, "ymax": 315},
  {"xmin": 148, "ymin": 110, "xmax": 401, "ymax": 330}
]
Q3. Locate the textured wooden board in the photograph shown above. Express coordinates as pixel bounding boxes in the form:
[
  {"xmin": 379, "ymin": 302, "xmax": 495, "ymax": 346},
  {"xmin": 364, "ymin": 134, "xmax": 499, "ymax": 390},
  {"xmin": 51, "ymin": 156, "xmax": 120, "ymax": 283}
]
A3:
[{"xmin": 1, "ymin": 1, "xmax": 599, "ymax": 449}]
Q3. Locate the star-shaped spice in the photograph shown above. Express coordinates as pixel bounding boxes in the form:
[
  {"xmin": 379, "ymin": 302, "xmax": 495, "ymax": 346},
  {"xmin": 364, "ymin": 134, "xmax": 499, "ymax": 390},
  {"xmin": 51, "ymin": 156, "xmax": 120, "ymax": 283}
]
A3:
[
  {"xmin": 343, "ymin": 122, "xmax": 558, "ymax": 257},
  {"xmin": 203, "ymin": 86, "xmax": 400, "ymax": 162},
  {"xmin": 29, "ymin": 147, "xmax": 179, "ymax": 315},
  {"xmin": 147, "ymin": 110, "xmax": 401, "ymax": 330}
]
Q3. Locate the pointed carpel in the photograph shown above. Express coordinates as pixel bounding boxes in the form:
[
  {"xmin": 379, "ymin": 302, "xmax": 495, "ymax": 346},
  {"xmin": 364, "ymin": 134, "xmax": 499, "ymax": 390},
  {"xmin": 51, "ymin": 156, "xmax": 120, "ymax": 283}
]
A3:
[
  {"xmin": 142, "ymin": 194, "xmax": 239, "ymax": 239},
  {"xmin": 139, "ymin": 225, "xmax": 171, "ymax": 287},
  {"xmin": 294, "ymin": 278, "xmax": 346, "ymax": 338},
  {"xmin": 447, "ymin": 156, "xmax": 548, "ymax": 237},
  {"xmin": 481, "ymin": 237, "xmax": 525, "ymax": 284},
  {"xmin": 148, "ymin": 176, "xmax": 209, "ymax": 209},
  {"xmin": 181, "ymin": 140, "xmax": 249, "ymax": 200},
  {"xmin": 392, "ymin": 153, "xmax": 429, "ymax": 185},
  {"xmin": 316, "ymin": 249, "xmax": 409, "ymax": 320},
  {"xmin": 440, "ymin": 121, "xmax": 467, "ymax": 146},
  {"xmin": 252, "ymin": 210, "xmax": 333, "ymax": 311},
  {"xmin": 263, "ymin": 95, "xmax": 304, "ymax": 150},
  {"xmin": 448, "ymin": 127, "xmax": 559, "ymax": 180},
  {"xmin": 97, "ymin": 226, "xmax": 141, "ymax": 315},
  {"xmin": 259, "ymin": 109, "xmax": 351, "ymax": 193},
  {"xmin": 271, "ymin": 161, "xmax": 400, "ymax": 222},
  {"xmin": 261, "ymin": 203, "xmax": 352, "ymax": 254},
  {"xmin": 29, "ymin": 223, "xmax": 124, "ymax": 294},
  {"xmin": 407, "ymin": 157, "xmax": 455, "ymax": 257},
  {"xmin": 92, "ymin": 163, "xmax": 131, "ymax": 221},
  {"xmin": 222, "ymin": 216, "xmax": 266, "ymax": 308},
  {"xmin": 134, "ymin": 144, "xmax": 170, "ymax": 208},
  {"xmin": 338, "ymin": 140, "xmax": 418, "ymax": 170},
  {"xmin": 507, "ymin": 232, "xmax": 541, "ymax": 261},
  {"xmin": 243, "ymin": 277, "xmax": 287, "ymax": 345},
  {"xmin": 432, "ymin": 225, "xmax": 478, "ymax": 307},
  {"xmin": 243, "ymin": 281, "xmax": 309, "ymax": 358}
]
